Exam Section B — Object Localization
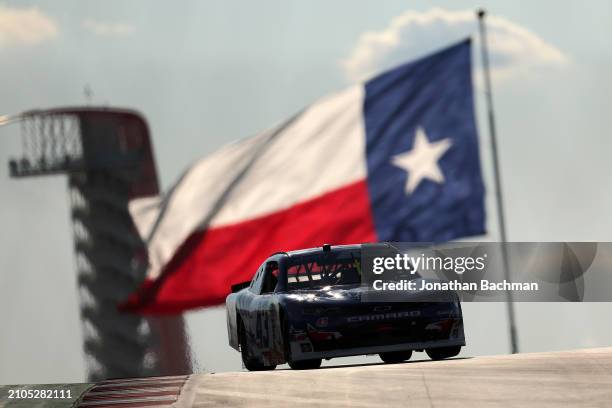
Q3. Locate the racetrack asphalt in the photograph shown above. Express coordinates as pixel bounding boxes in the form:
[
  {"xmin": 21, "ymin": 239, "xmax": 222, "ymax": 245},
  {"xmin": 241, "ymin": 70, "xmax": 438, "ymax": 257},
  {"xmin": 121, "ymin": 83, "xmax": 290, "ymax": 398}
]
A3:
[
  {"xmin": 177, "ymin": 347, "xmax": 612, "ymax": 407},
  {"xmin": 2, "ymin": 347, "xmax": 611, "ymax": 407}
]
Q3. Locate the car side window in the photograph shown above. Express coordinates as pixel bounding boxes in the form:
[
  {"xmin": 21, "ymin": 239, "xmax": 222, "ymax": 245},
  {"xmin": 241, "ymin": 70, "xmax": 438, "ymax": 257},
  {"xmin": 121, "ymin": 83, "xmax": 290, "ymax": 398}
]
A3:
[
  {"xmin": 260, "ymin": 262, "xmax": 279, "ymax": 294},
  {"xmin": 250, "ymin": 264, "xmax": 265, "ymax": 294}
]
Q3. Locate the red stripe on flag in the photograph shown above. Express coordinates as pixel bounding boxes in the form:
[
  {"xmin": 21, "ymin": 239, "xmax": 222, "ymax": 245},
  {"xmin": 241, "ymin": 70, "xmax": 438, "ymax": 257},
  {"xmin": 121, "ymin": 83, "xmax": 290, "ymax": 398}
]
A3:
[{"xmin": 121, "ymin": 180, "xmax": 376, "ymax": 314}]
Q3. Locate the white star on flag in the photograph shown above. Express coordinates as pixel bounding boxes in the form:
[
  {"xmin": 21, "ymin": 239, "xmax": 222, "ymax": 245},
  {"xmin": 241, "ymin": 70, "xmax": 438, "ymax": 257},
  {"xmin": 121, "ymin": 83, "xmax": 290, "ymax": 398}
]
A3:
[{"xmin": 391, "ymin": 127, "xmax": 452, "ymax": 194}]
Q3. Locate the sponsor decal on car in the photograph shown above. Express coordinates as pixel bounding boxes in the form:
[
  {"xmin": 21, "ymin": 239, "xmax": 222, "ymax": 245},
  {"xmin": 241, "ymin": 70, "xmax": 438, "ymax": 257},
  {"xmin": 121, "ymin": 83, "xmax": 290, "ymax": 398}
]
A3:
[{"xmin": 316, "ymin": 317, "xmax": 329, "ymax": 327}]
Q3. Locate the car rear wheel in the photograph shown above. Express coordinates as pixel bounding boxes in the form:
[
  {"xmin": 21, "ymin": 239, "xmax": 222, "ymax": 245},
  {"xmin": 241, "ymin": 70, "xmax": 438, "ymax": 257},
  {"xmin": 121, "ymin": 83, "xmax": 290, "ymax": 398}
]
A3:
[
  {"xmin": 280, "ymin": 312, "xmax": 322, "ymax": 370},
  {"xmin": 426, "ymin": 346, "xmax": 461, "ymax": 361},
  {"xmin": 379, "ymin": 350, "xmax": 413, "ymax": 364},
  {"xmin": 288, "ymin": 359, "xmax": 322, "ymax": 370},
  {"xmin": 239, "ymin": 320, "xmax": 276, "ymax": 371}
]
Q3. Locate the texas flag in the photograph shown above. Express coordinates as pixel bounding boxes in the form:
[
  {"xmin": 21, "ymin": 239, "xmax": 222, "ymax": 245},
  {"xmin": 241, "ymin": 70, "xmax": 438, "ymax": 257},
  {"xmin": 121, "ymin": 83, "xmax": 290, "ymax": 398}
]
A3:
[{"xmin": 121, "ymin": 39, "xmax": 485, "ymax": 314}]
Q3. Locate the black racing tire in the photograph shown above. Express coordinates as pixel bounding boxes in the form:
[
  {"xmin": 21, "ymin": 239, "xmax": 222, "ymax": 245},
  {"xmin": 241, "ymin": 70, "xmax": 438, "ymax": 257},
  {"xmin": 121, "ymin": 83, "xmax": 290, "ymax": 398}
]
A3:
[
  {"xmin": 280, "ymin": 310, "xmax": 292, "ymax": 362},
  {"xmin": 379, "ymin": 350, "xmax": 413, "ymax": 364},
  {"xmin": 280, "ymin": 311, "xmax": 322, "ymax": 370},
  {"xmin": 288, "ymin": 358, "xmax": 322, "ymax": 370},
  {"xmin": 426, "ymin": 346, "xmax": 461, "ymax": 361},
  {"xmin": 238, "ymin": 319, "xmax": 276, "ymax": 371}
]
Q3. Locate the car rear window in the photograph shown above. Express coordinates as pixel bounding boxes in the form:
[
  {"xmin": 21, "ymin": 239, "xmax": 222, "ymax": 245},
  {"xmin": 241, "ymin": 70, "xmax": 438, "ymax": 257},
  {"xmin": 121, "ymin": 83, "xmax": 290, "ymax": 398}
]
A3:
[{"xmin": 286, "ymin": 253, "xmax": 362, "ymax": 290}]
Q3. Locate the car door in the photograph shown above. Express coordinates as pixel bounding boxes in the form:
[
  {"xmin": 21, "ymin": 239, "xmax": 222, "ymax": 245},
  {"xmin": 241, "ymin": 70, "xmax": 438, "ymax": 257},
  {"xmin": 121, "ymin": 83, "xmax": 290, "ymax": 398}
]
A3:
[{"xmin": 243, "ymin": 260, "xmax": 284, "ymax": 365}]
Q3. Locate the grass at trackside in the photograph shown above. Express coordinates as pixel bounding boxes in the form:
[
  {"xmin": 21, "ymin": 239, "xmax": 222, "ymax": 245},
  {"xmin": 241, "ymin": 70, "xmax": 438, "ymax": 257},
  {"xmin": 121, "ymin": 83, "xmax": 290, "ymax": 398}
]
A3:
[{"xmin": 0, "ymin": 383, "xmax": 93, "ymax": 408}]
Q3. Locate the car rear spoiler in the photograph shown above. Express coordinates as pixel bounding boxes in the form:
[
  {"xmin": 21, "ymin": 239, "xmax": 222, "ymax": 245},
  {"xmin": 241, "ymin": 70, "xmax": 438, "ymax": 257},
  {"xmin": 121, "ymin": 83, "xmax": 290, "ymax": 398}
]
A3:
[{"xmin": 231, "ymin": 281, "xmax": 250, "ymax": 293}]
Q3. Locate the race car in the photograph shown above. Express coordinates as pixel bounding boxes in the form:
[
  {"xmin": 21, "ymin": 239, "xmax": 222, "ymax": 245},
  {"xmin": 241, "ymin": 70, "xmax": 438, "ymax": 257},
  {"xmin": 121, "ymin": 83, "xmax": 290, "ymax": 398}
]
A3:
[{"xmin": 226, "ymin": 243, "xmax": 465, "ymax": 371}]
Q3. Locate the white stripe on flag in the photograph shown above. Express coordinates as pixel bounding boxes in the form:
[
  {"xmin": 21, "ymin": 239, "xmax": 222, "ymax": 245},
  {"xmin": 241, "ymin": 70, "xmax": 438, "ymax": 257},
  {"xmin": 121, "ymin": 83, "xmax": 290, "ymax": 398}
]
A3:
[{"xmin": 131, "ymin": 85, "xmax": 365, "ymax": 280}]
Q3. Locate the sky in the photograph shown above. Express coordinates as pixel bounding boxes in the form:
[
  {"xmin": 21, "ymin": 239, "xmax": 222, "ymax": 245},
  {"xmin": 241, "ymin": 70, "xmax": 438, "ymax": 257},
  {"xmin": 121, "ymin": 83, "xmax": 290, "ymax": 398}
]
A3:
[{"xmin": 1, "ymin": 0, "xmax": 612, "ymax": 384}]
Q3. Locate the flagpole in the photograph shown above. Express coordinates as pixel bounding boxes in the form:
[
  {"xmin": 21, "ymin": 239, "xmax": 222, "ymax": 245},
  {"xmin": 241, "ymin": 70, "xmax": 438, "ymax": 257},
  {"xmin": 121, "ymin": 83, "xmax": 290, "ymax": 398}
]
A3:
[{"xmin": 476, "ymin": 8, "xmax": 519, "ymax": 354}]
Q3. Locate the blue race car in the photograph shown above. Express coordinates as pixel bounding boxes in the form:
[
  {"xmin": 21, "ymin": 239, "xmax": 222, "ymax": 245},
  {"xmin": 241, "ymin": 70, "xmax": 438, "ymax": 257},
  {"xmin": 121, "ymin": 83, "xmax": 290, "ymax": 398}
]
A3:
[{"xmin": 226, "ymin": 243, "xmax": 464, "ymax": 370}]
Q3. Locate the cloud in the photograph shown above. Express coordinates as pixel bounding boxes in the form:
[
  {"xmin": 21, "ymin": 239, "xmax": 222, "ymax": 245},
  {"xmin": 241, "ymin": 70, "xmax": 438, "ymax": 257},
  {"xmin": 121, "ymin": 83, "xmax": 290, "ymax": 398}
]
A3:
[
  {"xmin": 341, "ymin": 8, "xmax": 569, "ymax": 83},
  {"xmin": 0, "ymin": 5, "xmax": 57, "ymax": 48},
  {"xmin": 82, "ymin": 19, "xmax": 135, "ymax": 36}
]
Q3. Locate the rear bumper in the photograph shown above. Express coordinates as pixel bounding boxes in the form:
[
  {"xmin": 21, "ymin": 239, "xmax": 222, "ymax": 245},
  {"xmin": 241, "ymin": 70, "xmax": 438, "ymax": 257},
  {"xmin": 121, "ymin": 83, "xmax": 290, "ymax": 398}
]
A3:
[
  {"xmin": 288, "ymin": 317, "xmax": 465, "ymax": 361},
  {"xmin": 294, "ymin": 337, "xmax": 465, "ymax": 361}
]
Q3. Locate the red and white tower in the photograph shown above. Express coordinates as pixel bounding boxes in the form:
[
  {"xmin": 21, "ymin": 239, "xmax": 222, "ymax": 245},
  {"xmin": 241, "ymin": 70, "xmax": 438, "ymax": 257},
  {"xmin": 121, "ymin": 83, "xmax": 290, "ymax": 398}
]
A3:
[{"xmin": 5, "ymin": 107, "xmax": 191, "ymax": 380}]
